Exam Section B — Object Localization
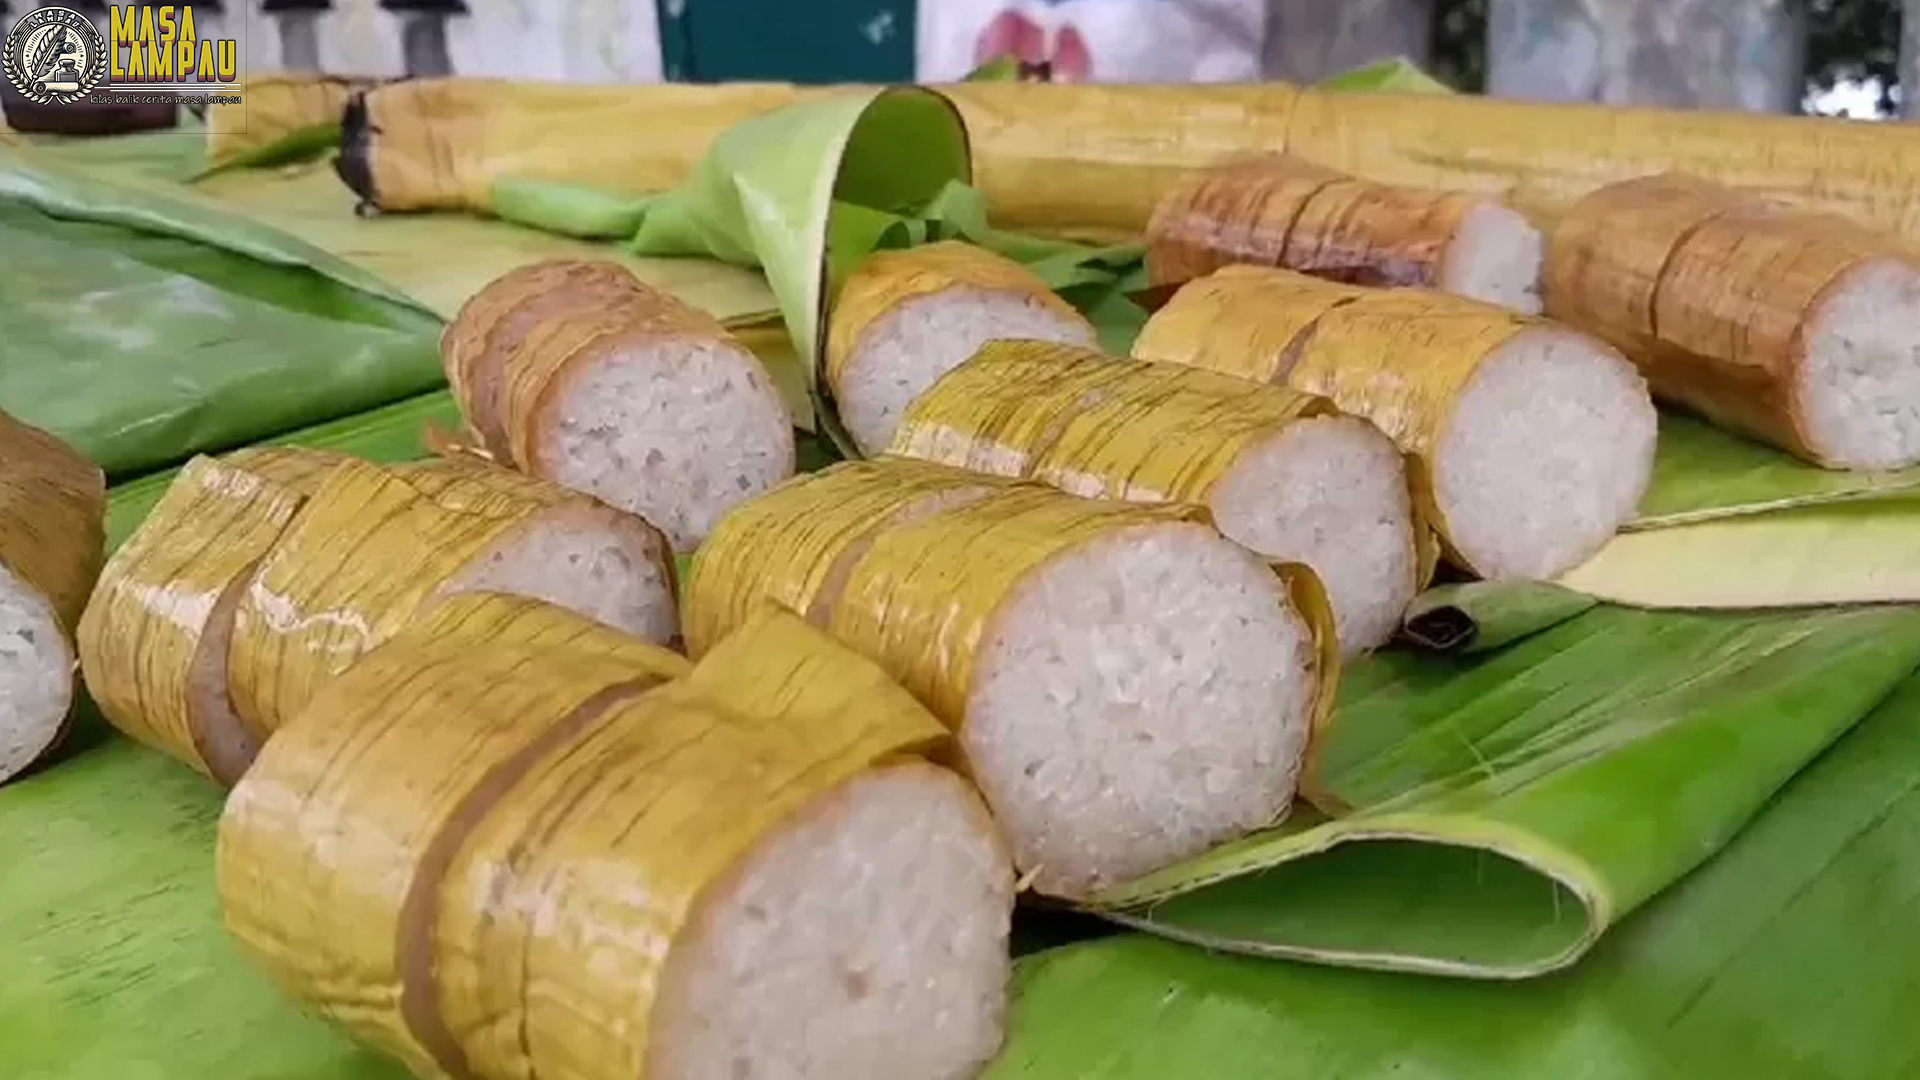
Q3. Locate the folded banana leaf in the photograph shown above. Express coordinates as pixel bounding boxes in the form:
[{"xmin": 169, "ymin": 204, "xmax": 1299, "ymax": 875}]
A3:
[
  {"xmin": 995, "ymin": 657, "xmax": 1920, "ymax": 1080},
  {"xmin": 1085, "ymin": 603, "xmax": 1920, "ymax": 977},
  {"xmin": 0, "ymin": 154, "xmax": 444, "ymax": 481}
]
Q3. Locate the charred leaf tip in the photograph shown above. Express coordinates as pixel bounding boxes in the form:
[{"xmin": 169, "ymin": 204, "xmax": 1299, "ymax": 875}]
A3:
[
  {"xmin": 1399, "ymin": 606, "xmax": 1478, "ymax": 654},
  {"xmin": 334, "ymin": 91, "xmax": 378, "ymax": 205}
]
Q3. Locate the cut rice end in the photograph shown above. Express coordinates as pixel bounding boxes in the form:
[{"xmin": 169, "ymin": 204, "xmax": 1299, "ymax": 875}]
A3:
[
  {"xmin": 0, "ymin": 565, "xmax": 72, "ymax": 783},
  {"xmin": 185, "ymin": 570, "xmax": 267, "ymax": 786},
  {"xmin": 443, "ymin": 511, "xmax": 680, "ymax": 645},
  {"xmin": 1435, "ymin": 328, "xmax": 1658, "ymax": 581},
  {"xmin": 1208, "ymin": 415, "xmax": 1419, "ymax": 656},
  {"xmin": 1797, "ymin": 258, "xmax": 1920, "ymax": 470},
  {"xmin": 648, "ymin": 762, "xmax": 1013, "ymax": 1080},
  {"xmin": 834, "ymin": 289, "xmax": 1099, "ymax": 456},
  {"xmin": 1442, "ymin": 202, "xmax": 1545, "ymax": 315},
  {"xmin": 962, "ymin": 523, "xmax": 1317, "ymax": 899},
  {"xmin": 539, "ymin": 339, "xmax": 797, "ymax": 554}
]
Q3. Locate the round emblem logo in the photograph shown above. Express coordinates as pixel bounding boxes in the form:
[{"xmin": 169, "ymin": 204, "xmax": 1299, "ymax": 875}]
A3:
[{"xmin": 3, "ymin": 7, "xmax": 108, "ymax": 106}]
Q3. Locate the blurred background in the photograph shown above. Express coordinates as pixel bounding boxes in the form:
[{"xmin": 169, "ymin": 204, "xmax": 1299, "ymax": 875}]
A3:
[{"xmin": 5, "ymin": 0, "xmax": 1908, "ymax": 117}]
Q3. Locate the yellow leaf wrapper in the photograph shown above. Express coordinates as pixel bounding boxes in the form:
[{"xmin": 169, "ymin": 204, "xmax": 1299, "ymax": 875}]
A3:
[
  {"xmin": 688, "ymin": 459, "xmax": 1339, "ymax": 893},
  {"xmin": 224, "ymin": 456, "xmax": 577, "ymax": 738},
  {"xmin": 77, "ymin": 453, "xmax": 333, "ymax": 784},
  {"xmin": 888, "ymin": 338, "xmax": 1431, "ymax": 654},
  {"xmin": 1134, "ymin": 266, "xmax": 1638, "ymax": 576},
  {"xmin": 0, "ymin": 409, "xmax": 105, "ymax": 780},
  {"xmin": 1545, "ymin": 172, "xmax": 1920, "ymax": 468},
  {"xmin": 218, "ymin": 595, "xmax": 975, "ymax": 1080}
]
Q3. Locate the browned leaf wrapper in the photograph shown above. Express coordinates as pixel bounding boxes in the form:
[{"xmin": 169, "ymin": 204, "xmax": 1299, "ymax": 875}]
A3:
[
  {"xmin": 0, "ymin": 410, "xmax": 105, "ymax": 779},
  {"xmin": 1145, "ymin": 153, "xmax": 1493, "ymax": 290},
  {"xmin": 77, "ymin": 453, "xmax": 332, "ymax": 784},
  {"xmin": 440, "ymin": 258, "xmax": 761, "ymax": 482},
  {"xmin": 341, "ymin": 79, "xmax": 1920, "ymax": 246},
  {"xmin": 224, "ymin": 456, "xmax": 591, "ymax": 738},
  {"xmin": 217, "ymin": 596, "xmax": 952, "ymax": 1080},
  {"xmin": 686, "ymin": 457, "xmax": 1336, "ymax": 753},
  {"xmin": 204, "ymin": 75, "xmax": 383, "ymax": 171},
  {"xmin": 1134, "ymin": 266, "xmax": 1553, "ymax": 571},
  {"xmin": 1544, "ymin": 172, "xmax": 1920, "ymax": 465}
]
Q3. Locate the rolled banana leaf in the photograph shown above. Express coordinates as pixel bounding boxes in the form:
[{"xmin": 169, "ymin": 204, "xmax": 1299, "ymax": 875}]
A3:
[
  {"xmin": 995, "ymin": 659, "xmax": 1920, "ymax": 1080},
  {"xmin": 1084, "ymin": 603, "xmax": 1920, "ymax": 977},
  {"xmin": 335, "ymin": 77, "xmax": 1920, "ymax": 247}
]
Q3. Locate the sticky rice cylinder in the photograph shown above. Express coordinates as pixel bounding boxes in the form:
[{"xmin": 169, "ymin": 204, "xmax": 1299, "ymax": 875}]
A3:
[
  {"xmin": 0, "ymin": 411, "xmax": 105, "ymax": 784},
  {"xmin": 1146, "ymin": 154, "xmax": 1545, "ymax": 314},
  {"xmin": 890, "ymin": 339, "xmax": 1423, "ymax": 655},
  {"xmin": 1135, "ymin": 266, "xmax": 1658, "ymax": 581},
  {"xmin": 227, "ymin": 455, "xmax": 679, "ymax": 739},
  {"xmin": 688, "ymin": 458, "xmax": 1335, "ymax": 898},
  {"xmin": 825, "ymin": 241, "xmax": 1099, "ymax": 455},
  {"xmin": 1546, "ymin": 172, "xmax": 1920, "ymax": 470},
  {"xmin": 79, "ymin": 454, "xmax": 327, "ymax": 784},
  {"xmin": 217, "ymin": 597, "xmax": 1011, "ymax": 1080},
  {"xmin": 443, "ymin": 259, "xmax": 796, "ymax": 551}
]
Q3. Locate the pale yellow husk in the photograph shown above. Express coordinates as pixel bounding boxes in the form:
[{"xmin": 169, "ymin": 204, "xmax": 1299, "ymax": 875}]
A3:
[
  {"xmin": 338, "ymin": 79, "xmax": 1920, "ymax": 244},
  {"xmin": 1134, "ymin": 266, "xmax": 1552, "ymax": 574},
  {"xmin": 203, "ymin": 75, "xmax": 381, "ymax": 169},
  {"xmin": 217, "ymin": 595, "xmax": 952, "ymax": 1080},
  {"xmin": 77, "ymin": 452, "xmax": 332, "ymax": 783}
]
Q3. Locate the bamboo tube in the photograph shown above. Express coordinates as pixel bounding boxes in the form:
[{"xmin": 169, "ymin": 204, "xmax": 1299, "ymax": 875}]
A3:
[
  {"xmin": 225, "ymin": 455, "xmax": 677, "ymax": 740},
  {"xmin": 1545, "ymin": 172, "xmax": 1920, "ymax": 470},
  {"xmin": 823, "ymin": 241, "xmax": 1095, "ymax": 455},
  {"xmin": 888, "ymin": 338, "xmax": 1426, "ymax": 656},
  {"xmin": 218, "ymin": 597, "xmax": 1010, "ymax": 1080},
  {"xmin": 334, "ymin": 79, "xmax": 1920, "ymax": 245},
  {"xmin": 687, "ymin": 458, "xmax": 1335, "ymax": 897},
  {"xmin": 1145, "ymin": 154, "xmax": 1545, "ymax": 313},
  {"xmin": 78, "ymin": 453, "xmax": 333, "ymax": 785},
  {"xmin": 0, "ymin": 410, "xmax": 105, "ymax": 783},
  {"xmin": 1134, "ymin": 267, "xmax": 1658, "ymax": 581},
  {"xmin": 442, "ymin": 259, "xmax": 796, "ymax": 552},
  {"xmin": 204, "ymin": 75, "xmax": 384, "ymax": 170}
]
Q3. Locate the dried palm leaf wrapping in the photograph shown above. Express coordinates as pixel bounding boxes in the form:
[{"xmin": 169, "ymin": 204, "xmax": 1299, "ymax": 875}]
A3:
[
  {"xmin": 687, "ymin": 457, "xmax": 1335, "ymax": 899},
  {"xmin": 1545, "ymin": 172, "xmax": 1920, "ymax": 470},
  {"xmin": 344, "ymin": 78, "xmax": 822, "ymax": 211},
  {"xmin": 226, "ymin": 455, "xmax": 679, "ymax": 740},
  {"xmin": 218, "ymin": 596, "xmax": 1012, "ymax": 1080},
  {"xmin": 0, "ymin": 411, "xmax": 104, "ymax": 783},
  {"xmin": 203, "ymin": 75, "xmax": 382, "ymax": 169},
  {"xmin": 889, "ymin": 339, "xmax": 1423, "ymax": 656},
  {"xmin": 443, "ymin": 259, "xmax": 796, "ymax": 552},
  {"xmin": 825, "ymin": 242, "xmax": 1098, "ymax": 456},
  {"xmin": 78, "ymin": 453, "xmax": 332, "ymax": 786},
  {"xmin": 1145, "ymin": 154, "xmax": 1545, "ymax": 314},
  {"xmin": 1134, "ymin": 266, "xmax": 1658, "ymax": 581}
]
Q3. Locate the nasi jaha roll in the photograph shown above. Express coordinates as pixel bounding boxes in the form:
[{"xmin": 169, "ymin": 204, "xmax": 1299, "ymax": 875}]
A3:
[
  {"xmin": 1146, "ymin": 155, "xmax": 1546, "ymax": 314},
  {"xmin": 0, "ymin": 411, "xmax": 104, "ymax": 784},
  {"xmin": 219, "ymin": 596, "xmax": 1013, "ymax": 1080},
  {"xmin": 442, "ymin": 259, "xmax": 795, "ymax": 552},
  {"xmin": 1546, "ymin": 172, "xmax": 1920, "ymax": 471},
  {"xmin": 824, "ymin": 241, "xmax": 1098, "ymax": 455},
  {"xmin": 1135, "ymin": 266, "xmax": 1657, "ymax": 582},
  {"xmin": 889, "ymin": 340, "xmax": 1423, "ymax": 655},
  {"xmin": 83, "ymin": 448, "xmax": 680, "ymax": 782},
  {"xmin": 226, "ymin": 453, "xmax": 680, "ymax": 739},
  {"xmin": 687, "ymin": 457, "xmax": 1337, "ymax": 899}
]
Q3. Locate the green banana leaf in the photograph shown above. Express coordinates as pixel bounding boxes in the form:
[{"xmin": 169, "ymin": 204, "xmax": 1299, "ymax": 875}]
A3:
[
  {"xmin": 1081, "ymin": 603, "xmax": 1920, "ymax": 978},
  {"xmin": 0, "ymin": 175, "xmax": 445, "ymax": 481},
  {"xmin": 1632, "ymin": 413, "xmax": 1920, "ymax": 527},
  {"xmin": 995, "ymin": 656, "xmax": 1920, "ymax": 1080},
  {"xmin": 1397, "ymin": 581, "xmax": 1598, "ymax": 654}
]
